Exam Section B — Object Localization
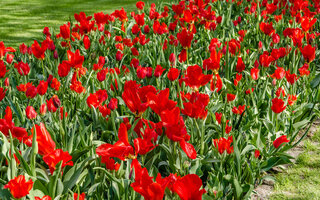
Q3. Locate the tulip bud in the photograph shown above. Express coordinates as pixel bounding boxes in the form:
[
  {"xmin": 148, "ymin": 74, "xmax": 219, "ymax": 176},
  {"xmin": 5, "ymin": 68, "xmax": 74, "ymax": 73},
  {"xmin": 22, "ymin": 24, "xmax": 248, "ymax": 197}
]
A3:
[
  {"xmin": 258, "ymin": 41, "xmax": 263, "ymax": 50},
  {"xmin": 108, "ymin": 98, "xmax": 118, "ymax": 110},
  {"xmin": 40, "ymin": 103, "xmax": 47, "ymax": 115},
  {"xmin": 169, "ymin": 53, "xmax": 176, "ymax": 64},
  {"xmin": 272, "ymin": 78, "xmax": 277, "ymax": 86},
  {"xmin": 4, "ymin": 78, "xmax": 9, "ymax": 87},
  {"xmin": 26, "ymin": 86, "xmax": 37, "ymax": 98},
  {"xmin": 52, "ymin": 95, "xmax": 61, "ymax": 108},
  {"xmin": 26, "ymin": 106, "xmax": 37, "ymax": 119},
  {"xmin": 54, "ymin": 50, "xmax": 58, "ymax": 59}
]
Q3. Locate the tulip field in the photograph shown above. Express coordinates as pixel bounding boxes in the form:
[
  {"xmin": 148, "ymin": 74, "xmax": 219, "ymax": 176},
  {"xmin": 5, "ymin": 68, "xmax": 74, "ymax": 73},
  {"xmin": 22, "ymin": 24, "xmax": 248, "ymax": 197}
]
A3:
[{"xmin": 0, "ymin": 0, "xmax": 320, "ymax": 199}]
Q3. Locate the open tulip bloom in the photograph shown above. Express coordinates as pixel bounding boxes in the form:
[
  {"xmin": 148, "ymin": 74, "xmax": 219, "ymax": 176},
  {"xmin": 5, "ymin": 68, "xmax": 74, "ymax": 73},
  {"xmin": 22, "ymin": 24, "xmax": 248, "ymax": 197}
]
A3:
[{"xmin": 0, "ymin": 0, "xmax": 320, "ymax": 199}]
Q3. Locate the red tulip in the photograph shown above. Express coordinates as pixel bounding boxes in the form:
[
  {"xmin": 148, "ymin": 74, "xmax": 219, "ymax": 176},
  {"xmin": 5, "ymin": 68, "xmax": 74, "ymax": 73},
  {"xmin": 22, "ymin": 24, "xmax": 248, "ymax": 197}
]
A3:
[
  {"xmin": 94, "ymin": 12, "xmax": 109, "ymax": 32},
  {"xmin": 67, "ymin": 49, "xmax": 84, "ymax": 69},
  {"xmin": 154, "ymin": 65, "xmax": 165, "ymax": 77},
  {"xmin": 4, "ymin": 175, "xmax": 33, "ymax": 199},
  {"xmin": 211, "ymin": 74, "xmax": 223, "ymax": 92},
  {"xmin": 136, "ymin": 1, "xmax": 145, "ymax": 10},
  {"xmin": 299, "ymin": 64, "xmax": 310, "ymax": 76},
  {"xmin": 19, "ymin": 43, "xmax": 28, "ymax": 54},
  {"xmin": 43, "ymin": 149, "xmax": 73, "ymax": 174},
  {"xmin": 213, "ymin": 136, "xmax": 234, "ymax": 154},
  {"xmin": 177, "ymin": 28, "xmax": 193, "ymax": 49},
  {"xmin": 182, "ymin": 92, "xmax": 209, "ymax": 120},
  {"xmin": 203, "ymin": 49, "xmax": 221, "ymax": 71},
  {"xmin": 58, "ymin": 61, "xmax": 71, "ymax": 77},
  {"xmin": 101, "ymin": 156, "xmax": 120, "ymax": 171},
  {"xmin": 83, "ymin": 35, "xmax": 91, "ymax": 49},
  {"xmin": 108, "ymin": 98, "xmax": 118, "ymax": 110},
  {"xmin": 169, "ymin": 53, "xmax": 176, "ymax": 64},
  {"xmin": 288, "ymin": 95, "xmax": 297, "ymax": 106},
  {"xmin": 285, "ymin": 70, "xmax": 298, "ymax": 85},
  {"xmin": 0, "ymin": 87, "xmax": 7, "ymax": 102},
  {"xmin": 250, "ymin": 67, "xmax": 259, "ymax": 80},
  {"xmin": 122, "ymin": 81, "xmax": 156, "ymax": 115},
  {"xmin": 96, "ymin": 123, "xmax": 135, "ymax": 160},
  {"xmin": 167, "ymin": 68, "xmax": 180, "ymax": 81},
  {"xmin": 40, "ymin": 103, "xmax": 47, "ymax": 115},
  {"xmin": 74, "ymin": 193, "xmax": 85, "ymax": 200},
  {"xmin": 87, "ymin": 89, "xmax": 108, "ymax": 108},
  {"xmin": 271, "ymin": 66, "xmax": 285, "ymax": 80},
  {"xmin": 183, "ymin": 65, "xmax": 212, "ymax": 89},
  {"xmin": 25, "ymin": 85, "xmax": 37, "ymax": 98},
  {"xmin": 172, "ymin": 174, "xmax": 206, "ymax": 200},
  {"xmin": 147, "ymin": 88, "xmax": 177, "ymax": 115},
  {"xmin": 4, "ymin": 77, "xmax": 9, "ymax": 87},
  {"xmin": 273, "ymin": 135, "xmax": 289, "ymax": 148},
  {"xmin": 6, "ymin": 54, "xmax": 14, "ymax": 64},
  {"xmin": 58, "ymin": 23, "xmax": 70, "ymax": 40},
  {"xmin": 35, "ymin": 195, "xmax": 52, "ymax": 200},
  {"xmin": 26, "ymin": 123, "xmax": 56, "ymax": 156},
  {"xmin": 37, "ymin": 80, "xmax": 48, "ymax": 95},
  {"xmin": 31, "ymin": 40, "xmax": 47, "ymax": 60},
  {"xmin": 178, "ymin": 49, "xmax": 187, "ymax": 63},
  {"xmin": 14, "ymin": 61, "xmax": 30, "ymax": 76},
  {"xmin": 271, "ymin": 98, "xmax": 286, "ymax": 113},
  {"xmin": 236, "ymin": 57, "xmax": 245, "ymax": 73},
  {"xmin": 179, "ymin": 139, "xmax": 197, "ymax": 159},
  {"xmin": 227, "ymin": 94, "xmax": 236, "ymax": 102},
  {"xmin": 254, "ymin": 150, "xmax": 260, "ymax": 158},
  {"xmin": 26, "ymin": 106, "xmax": 37, "ymax": 119},
  {"xmin": 300, "ymin": 44, "xmax": 315, "ymax": 63},
  {"xmin": 116, "ymin": 50, "xmax": 123, "ymax": 61},
  {"xmin": 260, "ymin": 22, "xmax": 275, "ymax": 35},
  {"xmin": 0, "ymin": 60, "xmax": 7, "ymax": 78}
]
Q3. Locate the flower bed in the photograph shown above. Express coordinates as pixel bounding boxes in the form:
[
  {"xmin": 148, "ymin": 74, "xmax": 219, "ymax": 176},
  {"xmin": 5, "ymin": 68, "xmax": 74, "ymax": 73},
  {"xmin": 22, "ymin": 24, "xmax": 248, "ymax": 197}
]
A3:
[{"xmin": 0, "ymin": 0, "xmax": 320, "ymax": 199}]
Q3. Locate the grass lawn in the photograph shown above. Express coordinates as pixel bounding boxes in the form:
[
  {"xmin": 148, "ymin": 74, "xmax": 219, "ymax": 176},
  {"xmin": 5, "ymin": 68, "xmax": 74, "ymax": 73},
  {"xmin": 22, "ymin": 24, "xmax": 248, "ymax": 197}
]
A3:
[
  {"xmin": 270, "ymin": 126, "xmax": 320, "ymax": 200},
  {"xmin": 0, "ymin": 0, "xmax": 169, "ymax": 47}
]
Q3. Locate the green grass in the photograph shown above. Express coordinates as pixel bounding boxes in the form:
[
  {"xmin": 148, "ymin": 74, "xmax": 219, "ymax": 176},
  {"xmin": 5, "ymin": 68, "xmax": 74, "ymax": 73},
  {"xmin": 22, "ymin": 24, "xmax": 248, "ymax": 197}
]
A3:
[
  {"xmin": 270, "ymin": 127, "xmax": 320, "ymax": 200},
  {"xmin": 0, "ymin": 0, "xmax": 169, "ymax": 47}
]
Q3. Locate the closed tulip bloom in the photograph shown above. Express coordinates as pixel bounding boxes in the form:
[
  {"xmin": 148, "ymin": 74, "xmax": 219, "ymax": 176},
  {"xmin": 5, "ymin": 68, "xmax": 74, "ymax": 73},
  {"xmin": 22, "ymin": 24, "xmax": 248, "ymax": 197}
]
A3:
[
  {"xmin": 26, "ymin": 85, "xmax": 37, "ymax": 98},
  {"xmin": 40, "ymin": 103, "xmax": 47, "ymax": 115},
  {"xmin": 167, "ymin": 68, "xmax": 180, "ymax": 81},
  {"xmin": 250, "ymin": 67, "xmax": 259, "ymax": 80},
  {"xmin": 26, "ymin": 106, "xmax": 37, "ymax": 119},
  {"xmin": 273, "ymin": 135, "xmax": 289, "ymax": 148},
  {"xmin": 83, "ymin": 35, "xmax": 91, "ymax": 49},
  {"xmin": 4, "ymin": 175, "xmax": 33, "ymax": 199}
]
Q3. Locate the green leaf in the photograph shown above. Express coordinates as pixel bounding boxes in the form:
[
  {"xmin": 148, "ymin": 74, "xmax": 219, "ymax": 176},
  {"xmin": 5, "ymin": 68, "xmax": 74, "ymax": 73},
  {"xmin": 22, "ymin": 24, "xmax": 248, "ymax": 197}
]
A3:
[
  {"xmin": 233, "ymin": 177, "xmax": 243, "ymax": 199},
  {"xmin": 310, "ymin": 73, "xmax": 320, "ymax": 88}
]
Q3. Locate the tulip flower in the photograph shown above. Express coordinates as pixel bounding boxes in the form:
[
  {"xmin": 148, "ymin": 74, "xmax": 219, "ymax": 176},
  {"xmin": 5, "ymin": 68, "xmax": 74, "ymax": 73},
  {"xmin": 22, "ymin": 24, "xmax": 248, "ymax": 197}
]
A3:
[{"xmin": 4, "ymin": 175, "xmax": 33, "ymax": 199}]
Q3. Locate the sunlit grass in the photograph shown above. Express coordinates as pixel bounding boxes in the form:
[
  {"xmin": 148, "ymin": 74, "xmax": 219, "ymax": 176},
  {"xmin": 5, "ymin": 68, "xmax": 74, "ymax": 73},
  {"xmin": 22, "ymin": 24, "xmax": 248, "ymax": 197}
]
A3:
[
  {"xmin": 270, "ymin": 127, "xmax": 320, "ymax": 200},
  {"xmin": 0, "ymin": 0, "xmax": 170, "ymax": 47}
]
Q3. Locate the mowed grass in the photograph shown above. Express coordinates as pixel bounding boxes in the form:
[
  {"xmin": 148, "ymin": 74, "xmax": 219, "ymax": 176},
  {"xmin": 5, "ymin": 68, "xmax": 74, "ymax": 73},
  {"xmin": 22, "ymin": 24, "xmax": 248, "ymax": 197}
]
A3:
[
  {"xmin": 0, "ymin": 0, "xmax": 169, "ymax": 47},
  {"xmin": 270, "ymin": 127, "xmax": 320, "ymax": 200}
]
